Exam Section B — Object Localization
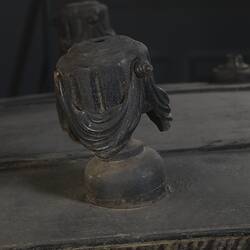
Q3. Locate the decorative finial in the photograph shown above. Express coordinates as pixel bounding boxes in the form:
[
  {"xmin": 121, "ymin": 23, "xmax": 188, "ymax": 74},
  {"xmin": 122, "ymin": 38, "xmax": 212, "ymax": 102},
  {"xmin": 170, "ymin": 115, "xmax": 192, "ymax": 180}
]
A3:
[
  {"xmin": 134, "ymin": 61, "xmax": 154, "ymax": 78},
  {"xmin": 54, "ymin": 35, "xmax": 172, "ymax": 208}
]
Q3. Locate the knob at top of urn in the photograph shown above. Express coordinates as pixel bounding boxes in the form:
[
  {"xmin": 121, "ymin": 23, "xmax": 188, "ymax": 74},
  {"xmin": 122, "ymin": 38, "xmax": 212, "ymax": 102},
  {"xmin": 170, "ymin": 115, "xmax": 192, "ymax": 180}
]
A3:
[{"xmin": 54, "ymin": 35, "xmax": 172, "ymax": 208}]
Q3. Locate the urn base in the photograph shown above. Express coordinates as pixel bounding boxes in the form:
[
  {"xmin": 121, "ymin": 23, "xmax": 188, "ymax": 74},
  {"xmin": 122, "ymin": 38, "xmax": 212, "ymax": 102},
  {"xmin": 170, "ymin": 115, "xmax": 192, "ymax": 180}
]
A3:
[{"xmin": 84, "ymin": 140, "xmax": 167, "ymax": 209}]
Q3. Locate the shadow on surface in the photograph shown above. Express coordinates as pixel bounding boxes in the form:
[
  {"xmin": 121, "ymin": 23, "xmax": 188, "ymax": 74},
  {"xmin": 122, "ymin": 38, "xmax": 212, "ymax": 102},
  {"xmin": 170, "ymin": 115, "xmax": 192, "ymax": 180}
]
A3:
[{"xmin": 24, "ymin": 160, "xmax": 89, "ymax": 202}]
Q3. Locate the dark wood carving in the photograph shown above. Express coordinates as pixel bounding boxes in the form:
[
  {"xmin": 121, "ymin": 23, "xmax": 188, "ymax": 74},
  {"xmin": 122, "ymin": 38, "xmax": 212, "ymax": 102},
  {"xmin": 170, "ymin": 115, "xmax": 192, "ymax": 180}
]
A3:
[
  {"xmin": 54, "ymin": 35, "xmax": 172, "ymax": 208},
  {"xmin": 58, "ymin": 0, "xmax": 115, "ymax": 53},
  {"xmin": 212, "ymin": 54, "xmax": 250, "ymax": 83}
]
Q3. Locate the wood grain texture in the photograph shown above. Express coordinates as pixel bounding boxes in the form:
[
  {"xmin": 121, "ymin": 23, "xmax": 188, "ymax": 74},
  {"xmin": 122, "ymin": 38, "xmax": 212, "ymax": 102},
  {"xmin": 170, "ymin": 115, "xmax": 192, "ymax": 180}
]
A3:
[
  {"xmin": 1, "ymin": 87, "xmax": 250, "ymax": 249},
  {"xmin": 165, "ymin": 82, "xmax": 250, "ymax": 94},
  {"xmin": 1, "ymin": 88, "xmax": 250, "ymax": 163},
  {"xmin": 1, "ymin": 150, "xmax": 250, "ymax": 249},
  {"xmin": 1, "ymin": 82, "xmax": 250, "ymax": 106}
]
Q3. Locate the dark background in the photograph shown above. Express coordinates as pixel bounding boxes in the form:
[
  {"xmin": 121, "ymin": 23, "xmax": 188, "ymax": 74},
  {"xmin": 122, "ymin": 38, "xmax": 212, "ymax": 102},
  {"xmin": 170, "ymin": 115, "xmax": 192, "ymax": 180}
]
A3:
[{"xmin": 1, "ymin": 0, "xmax": 250, "ymax": 98}]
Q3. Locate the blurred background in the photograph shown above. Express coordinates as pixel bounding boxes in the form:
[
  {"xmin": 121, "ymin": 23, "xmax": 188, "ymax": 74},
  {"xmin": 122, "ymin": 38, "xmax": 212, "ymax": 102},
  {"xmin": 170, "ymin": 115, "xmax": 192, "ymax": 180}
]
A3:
[{"xmin": 1, "ymin": 0, "xmax": 250, "ymax": 98}]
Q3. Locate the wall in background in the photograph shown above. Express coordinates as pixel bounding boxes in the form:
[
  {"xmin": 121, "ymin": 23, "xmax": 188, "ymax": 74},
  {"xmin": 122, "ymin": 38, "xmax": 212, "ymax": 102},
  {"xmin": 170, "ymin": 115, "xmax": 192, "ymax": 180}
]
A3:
[
  {"xmin": 0, "ymin": 0, "xmax": 59, "ymax": 98},
  {"xmin": 0, "ymin": 1, "xmax": 250, "ymax": 97},
  {"xmin": 103, "ymin": 3, "xmax": 250, "ymax": 83}
]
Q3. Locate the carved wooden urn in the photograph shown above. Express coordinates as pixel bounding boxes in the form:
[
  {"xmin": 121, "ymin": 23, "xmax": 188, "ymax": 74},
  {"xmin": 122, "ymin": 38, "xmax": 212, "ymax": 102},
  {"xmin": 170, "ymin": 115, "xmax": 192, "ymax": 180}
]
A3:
[{"xmin": 54, "ymin": 35, "xmax": 172, "ymax": 208}]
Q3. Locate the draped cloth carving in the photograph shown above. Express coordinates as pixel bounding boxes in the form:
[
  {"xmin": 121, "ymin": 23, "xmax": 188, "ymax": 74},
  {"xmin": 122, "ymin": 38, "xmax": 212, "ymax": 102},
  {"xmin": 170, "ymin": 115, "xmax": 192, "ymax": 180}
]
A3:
[{"xmin": 55, "ymin": 35, "xmax": 172, "ymax": 160}]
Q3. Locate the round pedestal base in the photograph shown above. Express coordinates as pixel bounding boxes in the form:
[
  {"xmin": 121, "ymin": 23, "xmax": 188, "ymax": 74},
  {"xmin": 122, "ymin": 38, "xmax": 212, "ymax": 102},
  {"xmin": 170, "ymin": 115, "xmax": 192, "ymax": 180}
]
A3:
[{"xmin": 84, "ymin": 144, "xmax": 167, "ymax": 209}]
